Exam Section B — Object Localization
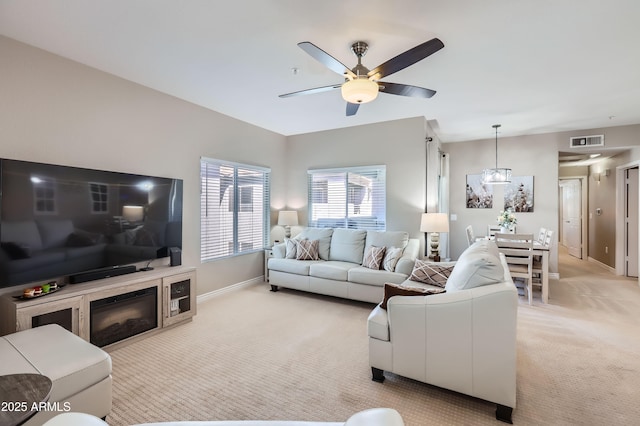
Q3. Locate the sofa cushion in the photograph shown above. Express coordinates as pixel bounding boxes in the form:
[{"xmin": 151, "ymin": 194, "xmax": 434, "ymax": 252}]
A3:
[
  {"xmin": 296, "ymin": 239, "xmax": 320, "ymax": 260},
  {"xmin": 363, "ymin": 245, "xmax": 386, "ymax": 270},
  {"xmin": 1, "ymin": 221, "xmax": 43, "ymax": 251},
  {"xmin": 268, "ymin": 258, "xmax": 320, "ymax": 275},
  {"xmin": 37, "ymin": 219, "xmax": 75, "ymax": 250},
  {"xmin": 380, "ymin": 283, "xmax": 445, "ymax": 309},
  {"xmin": 329, "ymin": 228, "xmax": 367, "ymax": 264},
  {"xmin": 309, "ymin": 261, "xmax": 357, "ymax": 281},
  {"xmin": 382, "ymin": 246, "xmax": 404, "ymax": 272},
  {"xmin": 365, "ymin": 231, "xmax": 409, "ymax": 254},
  {"xmin": 409, "ymin": 260, "xmax": 456, "ymax": 288},
  {"xmin": 445, "ymin": 240, "xmax": 505, "ymax": 292},
  {"xmin": 348, "ymin": 266, "xmax": 407, "ymax": 286},
  {"xmin": 295, "ymin": 228, "xmax": 333, "ymax": 260}
]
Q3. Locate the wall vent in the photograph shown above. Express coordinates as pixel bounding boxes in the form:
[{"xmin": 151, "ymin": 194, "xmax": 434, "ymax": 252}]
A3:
[{"xmin": 569, "ymin": 134, "xmax": 604, "ymax": 148}]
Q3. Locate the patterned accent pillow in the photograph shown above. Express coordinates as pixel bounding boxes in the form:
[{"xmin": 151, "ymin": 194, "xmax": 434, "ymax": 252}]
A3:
[
  {"xmin": 285, "ymin": 239, "xmax": 298, "ymax": 259},
  {"xmin": 382, "ymin": 246, "xmax": 404, "ymax": 272},
  {"xmin": 296, "ymin": 239, "xmax": 320, "ymax": 260},
  {"xmin": 362, "ymin": 245, "xmax": 386, "ymax": 270},
  {"xmin": 410, "ymin": 259, "xmax": 455, "ymax": 288},
  {"xmin": 380, "ymin": 283, "xmax": 446, "ymax": 310}
]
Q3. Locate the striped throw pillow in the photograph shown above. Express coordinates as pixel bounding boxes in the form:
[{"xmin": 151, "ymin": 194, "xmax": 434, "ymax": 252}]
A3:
[
  {"xmin": 410, "ymin": 259, "xmax": 454, "ymax": 288},
  {"xmin": 363, "ymin": 245, "xmax": 386, "ymax": 270},
  {"xmin": 296, "ymin": 239, "xmax": 319, "ymax": 260}
]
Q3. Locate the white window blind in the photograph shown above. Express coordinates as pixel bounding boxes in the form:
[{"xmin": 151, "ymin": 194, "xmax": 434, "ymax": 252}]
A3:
[
  {"xmin": 200, "ymin": 158, "xmax": 270, "ymax": 262},
  {"xmin": 307, "ymin": 165, "xmax": 386, "ymax": 230}
]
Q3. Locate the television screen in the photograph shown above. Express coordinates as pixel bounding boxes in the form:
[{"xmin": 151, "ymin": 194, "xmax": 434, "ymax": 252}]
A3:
[{"xmin": 0, "ymin": 158, "xmax": 183, "ymax": 288}]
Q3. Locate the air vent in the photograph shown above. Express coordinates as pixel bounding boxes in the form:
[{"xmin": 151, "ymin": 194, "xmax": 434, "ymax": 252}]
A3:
[{"xmin": 569, "ymin": 135, "xmax": 604, "ymax": 148}]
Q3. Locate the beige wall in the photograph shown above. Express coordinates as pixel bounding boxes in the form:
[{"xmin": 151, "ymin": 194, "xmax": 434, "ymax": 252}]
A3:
[
  {"xmin": 285, "ymin": 117, "xmax": 430, "ymax": 254},
  {"xmin": 443, "ymin": 134, "xmax": 560, "ymax": 272},
  {"xmin": 0, "ymin": 36, "xmax": 288, "ymax": 295}
]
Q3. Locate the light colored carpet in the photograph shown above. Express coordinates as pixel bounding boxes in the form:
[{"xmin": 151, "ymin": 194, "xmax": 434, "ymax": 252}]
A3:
[{"xmin": 107, "ymin": 250, "xmax": 640, "ymax": 425}]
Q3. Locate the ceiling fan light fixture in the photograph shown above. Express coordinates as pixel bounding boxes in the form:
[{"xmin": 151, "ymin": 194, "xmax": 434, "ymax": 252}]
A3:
[{"xmin": 341, "ymin": 78, "xmax": 379, "ymax": 104}]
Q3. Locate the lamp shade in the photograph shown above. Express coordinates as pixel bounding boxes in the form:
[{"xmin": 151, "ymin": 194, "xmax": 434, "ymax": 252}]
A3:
[
  {"xmin": 122, "ymin": 205, "xmax": 144, "ymax": 222},
  {"xmin": 341, "ymin": 78, "xmax": 379, "ymax": 104},
  {"xmin": 278, "ymin": 210, "xmax": 298, "ymax": 226},
  {"xmin": 420, "ymin": 213, "xmax": 449, "ymax": 233}
]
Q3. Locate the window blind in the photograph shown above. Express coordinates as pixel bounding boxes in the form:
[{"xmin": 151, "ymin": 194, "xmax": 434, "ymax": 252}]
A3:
[
  {"xmin": 200, "ymin": 158, "xmax": 270, "ymax": 262},
  {"xmin": 307, "ymin": 165, "xmax": 386, "ymax": 230}
]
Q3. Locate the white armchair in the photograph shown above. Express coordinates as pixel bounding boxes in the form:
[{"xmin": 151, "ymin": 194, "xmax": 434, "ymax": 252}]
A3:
[{"xmin": 368, "ymin": 241, "xmax": 518, "ymax": 423}]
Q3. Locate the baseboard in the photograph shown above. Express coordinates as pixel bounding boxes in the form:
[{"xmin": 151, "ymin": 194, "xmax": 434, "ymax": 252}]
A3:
[
  {"xmin": 197, "ymin": 277, "xmax": 264, "ymax": 304},
  {"xmin": 587, "ymin": 256, "xmax": 616, "ymax": 274}
]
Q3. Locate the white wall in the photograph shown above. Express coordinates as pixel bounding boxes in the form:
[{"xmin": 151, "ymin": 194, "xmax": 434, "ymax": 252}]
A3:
[
  {"xmin": 285, "ymin": 117, "xmax": 430, "ymax": 254},
  {"xmin": 0, "ymin": 36, "xmax": 288, "ymax": 295}
]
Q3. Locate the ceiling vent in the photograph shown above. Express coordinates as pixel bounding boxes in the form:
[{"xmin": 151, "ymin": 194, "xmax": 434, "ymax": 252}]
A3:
[{"xmin": 569, "ymin": 134, "xmax": 604, "ymax": 148}]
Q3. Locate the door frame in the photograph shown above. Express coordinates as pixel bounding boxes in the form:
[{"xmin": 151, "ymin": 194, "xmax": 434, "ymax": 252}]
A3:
[
  {"xmin": 616, "ymin": 160, "xmax": 640, "ymax": 280},
  {"xmin": 559, "ymin": 176, "xmax": 588, "ymax": 260}
]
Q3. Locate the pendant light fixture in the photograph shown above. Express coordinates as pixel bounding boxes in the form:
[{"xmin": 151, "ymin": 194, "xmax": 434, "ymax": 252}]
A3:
[{"xmin": 482, "ymin": 124, "xmax": 512, "ymax": 185}]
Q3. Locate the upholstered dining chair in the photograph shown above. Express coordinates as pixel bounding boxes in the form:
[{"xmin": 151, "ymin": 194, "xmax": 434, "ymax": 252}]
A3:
[
  {"xmin": 465, "ymin": 225, "xmax": 476, "ymax": 247},
  {"xmin": 495, "ymin": 233, "xmax": 534, "ymax": 305}
]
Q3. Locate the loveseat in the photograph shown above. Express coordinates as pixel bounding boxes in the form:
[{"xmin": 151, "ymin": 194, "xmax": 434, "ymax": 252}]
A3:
[
  {"xmin": 267, "ymin": 228, "xmax": 419, "ymax": 303},
  {"xmin": 43, "ymin": 408, "xmax": 404, "ymax": 426},
  {"xmin": 367, "ymin": 240, "xmax": 518, "ymax": 423}
]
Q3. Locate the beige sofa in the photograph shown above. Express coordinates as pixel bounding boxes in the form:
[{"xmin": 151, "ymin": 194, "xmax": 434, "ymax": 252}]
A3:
[
  {"xmin": 367, "ymin": 240, "xmax": 518, "ymax": 423},
  {"xmin": 0, "ymin": 324, "xmax": 112, "ymax": 425},
  {"xmin": 43, "ymin": 408, "xmax": 405, "ymax": 426},
  {"xmin": 268, "ymin": 228, "xmax": 419, "ymax": 303}
]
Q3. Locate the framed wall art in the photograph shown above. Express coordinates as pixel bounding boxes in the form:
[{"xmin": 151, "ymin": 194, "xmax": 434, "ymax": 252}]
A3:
[
  {"xmin": 466, "ymin": 174, "xmax": 493, "ymax": 208},
  {"xmin": 504, "ymin": 176, "xmax": 534, "ymax": 212}
]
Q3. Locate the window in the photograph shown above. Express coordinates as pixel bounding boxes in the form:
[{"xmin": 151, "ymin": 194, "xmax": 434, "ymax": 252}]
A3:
[
  {"xmin": 89, "ymin": 182, "xmax": 109, "ymax": 213},
  {"xmin": 32, "ymin": 177, "xmax": 56, "ymax": 214},
  {"xmin": 200, "ymin": 158, "xmax": 270, "ymax": 261},
  {"xmin": 307, "ymin": 165, "xmax": 386, "ymax": 230}
]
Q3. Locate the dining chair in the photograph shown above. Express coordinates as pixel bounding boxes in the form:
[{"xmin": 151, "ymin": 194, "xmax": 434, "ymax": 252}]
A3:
[
  {"xmin": 537, "ymin": 227, "xmax": 548, "ymax": 244},
  {"xmin": 533, "ymin": 230, "xmax": 553, "ymax": 286},
  {"xmin": 495, "ymin": 233, "xmax": 534, "ymax": 305},
  {"xmin": 487, "ymin": 225, "xmax": 502, "ymax": 238},
  {"xmin": 465, "ymin": 225, "xmax": 476, "ymax": 247}
]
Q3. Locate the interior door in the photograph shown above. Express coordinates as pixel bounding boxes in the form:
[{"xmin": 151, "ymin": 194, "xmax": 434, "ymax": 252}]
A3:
[
  {"xmin": 626, "ymin": 167, "xmax": 639, "ymax": 277},
  {"xmin": 560, "ymin": 179, "xmax": 582, "ymax": 258}
]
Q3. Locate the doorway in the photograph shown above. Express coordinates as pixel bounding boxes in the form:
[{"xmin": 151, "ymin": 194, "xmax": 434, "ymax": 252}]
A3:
[
  {"xmin": 625, "ymin": 167, "xmax": 639, "ymax": 277},
  {"xmin": 559, "ymin": 178, "xmax": 587, "ymax": 259}
]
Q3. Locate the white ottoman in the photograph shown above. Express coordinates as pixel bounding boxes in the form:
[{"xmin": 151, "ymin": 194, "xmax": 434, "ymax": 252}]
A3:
[{"xmin": 0, "ymin": 324, "xmax": 112, "ymax": 425}]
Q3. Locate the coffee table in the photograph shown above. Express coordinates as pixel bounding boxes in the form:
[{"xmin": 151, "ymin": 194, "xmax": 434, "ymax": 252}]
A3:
[{"xmin": 0, "ymin": 373, "xmax": 53, "ymax": 426}]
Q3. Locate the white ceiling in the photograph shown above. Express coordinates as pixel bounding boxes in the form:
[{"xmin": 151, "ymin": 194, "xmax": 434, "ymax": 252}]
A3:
[{"xmin": 2, "ymin": 0, "xmax": 640, "ymax": 142}]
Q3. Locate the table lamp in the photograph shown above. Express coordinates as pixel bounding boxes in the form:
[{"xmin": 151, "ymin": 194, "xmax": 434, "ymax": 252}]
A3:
[
  {"xmin": 278, "ymin": 210, "xmax": 298, "ymax": 239},
  {"xmin": 420, "ymin": 213, "xmax": 449, "ymax": 262}
]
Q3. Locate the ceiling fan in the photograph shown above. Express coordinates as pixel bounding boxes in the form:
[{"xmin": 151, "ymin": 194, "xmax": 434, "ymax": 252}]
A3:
[{"xmin": 279, "ymin": 38, "xmax": 444, "ymax": 116}]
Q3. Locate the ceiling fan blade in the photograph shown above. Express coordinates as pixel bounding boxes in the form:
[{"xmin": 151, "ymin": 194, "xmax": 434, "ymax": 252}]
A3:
[
  {"xmin": 346, "ymin": 102, "xmax": 360, "ymax": 116},
  {"xmin": 367, "ymin": 38, "xmax": 444, "ymax": 80},
  {"xmin": 298, "ymin": 42, "xmax": 356, "ymax": 78},
  {"xmin": 279, "ymin": 84, "xmax": 342, "ymax": 98},
  {"xmin": 378, "ymin": 82, "xmax": 436, "ymax": 98}
]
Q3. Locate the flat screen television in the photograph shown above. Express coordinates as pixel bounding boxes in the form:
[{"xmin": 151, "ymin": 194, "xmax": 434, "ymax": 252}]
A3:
[{"xmin": 0, "ymin": 158, "xmax": 183, "ymax": 288}]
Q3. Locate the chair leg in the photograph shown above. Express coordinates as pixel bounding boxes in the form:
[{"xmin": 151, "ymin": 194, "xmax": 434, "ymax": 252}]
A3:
[
  {"xmin": 496, "ymin": 404, "xmax": 513, "ymax": 423},
  {"xmin": 527, "ymin": 279, "xmax": 532, "ymax": 305},
  {"xmin": 371, "ymin": 367, "xmax": 385, "ymax": 383}
]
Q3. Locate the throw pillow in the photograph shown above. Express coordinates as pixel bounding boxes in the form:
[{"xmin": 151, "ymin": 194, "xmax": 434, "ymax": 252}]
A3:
[
  {"xmin": 285, "ymin": 238, "xmax": 298, "ymax": 259},
  {"xmin": 380, "ymin": 283, "xmax": 445, "ymax": 310},
  {"xmin": 382, "ymin": 246, "xmax": 404, "ymax": 272},
  {"xmin": 362, "ymin": 245, "xmax": 386, "ymax": 270},
  {"xmin": 296, "ymin": 239, "xmax": 320, "ymax": 260},
  {"xmin": 1, "ymin": 242, "xmax": 31, "ymax": 259},
  {"xmin": 410, "ymin": 259, "xmax": 455, "ymax": 288}
]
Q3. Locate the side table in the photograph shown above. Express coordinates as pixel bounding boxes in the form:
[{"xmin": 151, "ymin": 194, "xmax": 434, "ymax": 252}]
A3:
[
  {"xmin": 264, "ymin": 248, "xmax": 274, "ymax": 282},
  {"xmin": 0, "ymin": 373, "xmax": 53, "ymax": 426}
]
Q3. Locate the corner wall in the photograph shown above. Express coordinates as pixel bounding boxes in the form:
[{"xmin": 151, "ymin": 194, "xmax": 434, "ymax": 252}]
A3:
[{"xmin": 0, "ymin": 36, "xmax": 288, "ymax": 295}]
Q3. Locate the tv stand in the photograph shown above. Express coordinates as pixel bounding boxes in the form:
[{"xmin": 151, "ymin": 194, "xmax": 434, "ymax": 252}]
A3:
[{"xmin": 0, "ymin": 266, "xmax": 196, "ymax": 348}]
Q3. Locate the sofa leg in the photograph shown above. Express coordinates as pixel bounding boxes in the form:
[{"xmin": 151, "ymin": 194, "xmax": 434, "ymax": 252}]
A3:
[
  {"xmin": 270, "ymin": 285, "xmax": 279, "ymax": 292},
  {"xmin": 496, "ymin": 404, "xmax": 513, "ymax": 424},
  {"xmin": 371, "ymin": 367, "xmax": 385, "ymax": 383}
]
